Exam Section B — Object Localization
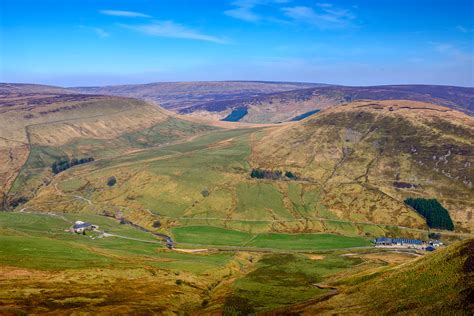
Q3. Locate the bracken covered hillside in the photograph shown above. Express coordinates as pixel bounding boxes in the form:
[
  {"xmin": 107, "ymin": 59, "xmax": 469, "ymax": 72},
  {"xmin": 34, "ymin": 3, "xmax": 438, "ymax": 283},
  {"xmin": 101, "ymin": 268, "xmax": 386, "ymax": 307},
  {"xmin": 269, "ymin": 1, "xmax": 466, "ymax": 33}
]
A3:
[{"xmin": 252, "ymin": 100, "xmax": 474, "ymax": 232}]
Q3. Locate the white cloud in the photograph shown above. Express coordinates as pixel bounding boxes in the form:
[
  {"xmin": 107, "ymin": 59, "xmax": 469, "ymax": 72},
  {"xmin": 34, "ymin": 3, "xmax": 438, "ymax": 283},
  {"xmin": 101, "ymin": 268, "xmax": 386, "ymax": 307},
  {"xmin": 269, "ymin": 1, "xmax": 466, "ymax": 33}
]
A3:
[
  {"xmin": 120, "ymin": 20, "xmax": 227, "ymax": 44},
  {"xmin": 224, "ymin": 0, "xmax": 263, "ymax": 22},
  {"xmin": 282, "ymin": 4, "xmax": 355, "ymax": 29},
  {"xmin": 100, "ymin": 10, "xmax": 151, "ymax": 18},
  {"xmin": 79, "ymin": 25, "xmax": 109, "ymax": 38}
]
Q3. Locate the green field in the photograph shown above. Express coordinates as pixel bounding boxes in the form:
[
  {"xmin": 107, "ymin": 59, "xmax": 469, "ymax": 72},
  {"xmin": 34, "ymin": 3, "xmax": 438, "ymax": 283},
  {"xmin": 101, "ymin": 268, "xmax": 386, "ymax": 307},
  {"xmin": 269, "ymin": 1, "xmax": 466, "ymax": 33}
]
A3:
[
  {"xmin": 247, "ymin": 233, "xmax": 371, "ymax": 250},
  {"xmin": 0, "ymin": 213, "xmax": 234, "ymax": 273},
  {"xmin": 172, "ymin": 225, "xmax": 370, "ymax": 250},
  {"xmin": 224, "ymin": 253, "xmax": 363, "ymax": 313}
]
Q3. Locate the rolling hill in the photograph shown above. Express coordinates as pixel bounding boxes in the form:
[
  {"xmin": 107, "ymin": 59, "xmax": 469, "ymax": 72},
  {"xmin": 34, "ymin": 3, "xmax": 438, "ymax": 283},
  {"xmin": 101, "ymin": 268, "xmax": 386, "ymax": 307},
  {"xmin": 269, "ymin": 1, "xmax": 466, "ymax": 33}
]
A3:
[
  {"xmin": 1, "ymin": 84, "xmax": 473, "ymax": 315},
  {"xmin": 73, "ymin": 81, "xmax": 323, "ymax": 112},
  {"xmin": 73, "ymin": 82, "xmax": 474, "ymax": 123},
  {"xmin": 0, "ymin": 84, "xmax": 220, "ymax": 209},
  {"xmin": 182, "ymin": 84, "xmax": 474, "ymax": 123},
  {"xmin": 10, "ymin": 96, "xmax": 471, "ymax": 237},
  {"xmin": 251, "ymin": 100, "xmax": 474, "ymax": 233}
]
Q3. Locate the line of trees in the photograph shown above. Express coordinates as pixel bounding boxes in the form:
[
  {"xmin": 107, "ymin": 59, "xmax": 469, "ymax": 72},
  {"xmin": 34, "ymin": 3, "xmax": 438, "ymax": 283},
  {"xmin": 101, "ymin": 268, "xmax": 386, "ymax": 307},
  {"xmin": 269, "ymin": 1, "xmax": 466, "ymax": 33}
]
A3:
[
  {"xmin": 250, "ymin": 168, "xmax": 298, "ymax": 180},
  {"xmin": 404, "ymin": 197, "xmax": 454, "ymax": 231},
  {"xmin": 51, "ymin": 157, "xmax": 94, "ymax": 174}
]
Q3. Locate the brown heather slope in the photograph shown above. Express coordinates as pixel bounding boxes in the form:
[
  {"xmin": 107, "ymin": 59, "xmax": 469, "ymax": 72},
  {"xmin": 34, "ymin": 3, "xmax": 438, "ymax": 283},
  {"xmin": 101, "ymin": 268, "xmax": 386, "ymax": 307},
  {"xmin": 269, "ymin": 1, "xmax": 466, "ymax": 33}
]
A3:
[
  {"xmin": 180, "ymin": 85, "xmax": 474, "ymax": 123},
  {"xmin": 0, "ymin": 83, "xmax": 75, "ymax": 95},
  {"xmin": 74, "ymin": 81, "xmax": 322, "ymax": 111},
  {"xmin": 282, "ymin": 238, "xmax": 474, "ymax": 315},
  {"xmin": 251, "ymin": 100, "xmax": 474, "ymax": 233}
]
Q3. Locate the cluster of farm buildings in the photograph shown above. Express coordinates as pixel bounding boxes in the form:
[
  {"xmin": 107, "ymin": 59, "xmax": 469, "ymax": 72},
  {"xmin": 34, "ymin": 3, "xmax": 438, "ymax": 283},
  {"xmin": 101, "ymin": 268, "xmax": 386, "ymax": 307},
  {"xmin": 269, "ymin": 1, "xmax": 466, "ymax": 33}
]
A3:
[
  {"xmin": 68, "ymin": 219, "xmax": 443, "ymax": 252},
  {"xmin": 374, "ymin": 237, "xmax": 442, "ymax": 251},
  {"xmin": 70, "ymin": 221, "xmax": 98, "ymax": 233}
]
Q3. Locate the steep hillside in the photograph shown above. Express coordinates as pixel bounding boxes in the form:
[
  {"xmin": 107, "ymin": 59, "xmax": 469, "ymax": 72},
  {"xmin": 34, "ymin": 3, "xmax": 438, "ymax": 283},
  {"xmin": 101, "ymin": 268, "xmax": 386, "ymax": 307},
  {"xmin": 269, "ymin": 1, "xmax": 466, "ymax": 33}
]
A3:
[
  {"xmin": 181, "ymin": 85, "xmax": 474, "ymax": 123},
  {"xmin": 251, "ymin": 100, "xmax": 474, "ymax": 233},
  {"xmin": 287, "ymin": 238, "xmax": 474, "ymax": 315},
  {"xmin": 0, "ymin": 87, "xmax": 219, "ymax": 208},
  {"xmin": 74, "ymin": 81, "xmax": 322, "ymax": 111}
]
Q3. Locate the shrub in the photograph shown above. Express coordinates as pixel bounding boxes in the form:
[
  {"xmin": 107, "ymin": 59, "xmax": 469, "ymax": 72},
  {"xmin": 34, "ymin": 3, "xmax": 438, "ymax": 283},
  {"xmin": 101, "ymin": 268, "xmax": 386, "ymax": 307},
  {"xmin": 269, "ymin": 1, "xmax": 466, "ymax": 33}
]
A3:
[
  {"xmin": 51, "ymin": 157, "xmax": 94, "ymax": 174},
  {"xmin": 250, "ymin": 168, "xmax": 298, "ymax": 181},
  {"xmin": 285, "ymin": 171, "xmax": 298, "ymax": 180},
  {"xmin": 107, "ymin": 176, "xmax": 117, "ymax": 187}
]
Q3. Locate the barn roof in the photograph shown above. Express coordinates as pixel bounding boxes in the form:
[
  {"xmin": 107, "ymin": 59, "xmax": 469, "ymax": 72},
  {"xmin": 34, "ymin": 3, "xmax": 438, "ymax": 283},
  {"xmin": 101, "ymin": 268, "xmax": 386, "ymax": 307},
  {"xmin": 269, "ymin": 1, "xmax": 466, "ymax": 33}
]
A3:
[
  {"xmin": 73, "ymin": 222, "xmax": 92, "ymax": 229},
  {"xmin": 375, "ymin": 237, "xmax": 423, "ymax": 245}
]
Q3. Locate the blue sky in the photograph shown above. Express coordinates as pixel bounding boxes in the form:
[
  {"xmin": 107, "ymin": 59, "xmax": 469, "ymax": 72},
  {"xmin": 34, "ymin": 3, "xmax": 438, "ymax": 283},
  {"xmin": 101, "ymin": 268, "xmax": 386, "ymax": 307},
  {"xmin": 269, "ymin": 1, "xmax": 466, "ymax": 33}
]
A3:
[{"xmin": 1, "ymin": 0, "xmax": 473, "ymax": 86}]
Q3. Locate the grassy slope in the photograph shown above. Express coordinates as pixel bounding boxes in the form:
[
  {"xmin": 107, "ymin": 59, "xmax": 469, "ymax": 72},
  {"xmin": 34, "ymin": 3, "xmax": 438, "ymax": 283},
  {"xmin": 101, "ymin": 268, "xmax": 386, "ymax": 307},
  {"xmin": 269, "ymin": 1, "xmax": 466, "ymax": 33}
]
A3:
[
  {"xmin": 2, "ymin": 89, "xmax": 218, "ymax": 205},
  {"xmin": 221, "ymin": 254, "xmax": 363, "ymax": 313},
  {"xmin": 0, "ymin": 212, "xmax": 244, "ymax": 314},
  {"xmin": 294, "ymin": 238, "xmax": 474, "ymax": 315},
  {"xmin": 24, "ymin": 125, "xmax": 418, "ymax": 238},
  {"xmin": 0, "ymin": 213, "xmax": 471, "ymax": 315},
  {"xmin": 252, "ymin": 100, "xmax": 474, "ymax": 233},
  {"xmin": 9, "ymin": 100, "xmax": 472, "ymax": 240},
  {"xmin": 0, "ymin": 211, "xmax": 377, "ymax": 315}
]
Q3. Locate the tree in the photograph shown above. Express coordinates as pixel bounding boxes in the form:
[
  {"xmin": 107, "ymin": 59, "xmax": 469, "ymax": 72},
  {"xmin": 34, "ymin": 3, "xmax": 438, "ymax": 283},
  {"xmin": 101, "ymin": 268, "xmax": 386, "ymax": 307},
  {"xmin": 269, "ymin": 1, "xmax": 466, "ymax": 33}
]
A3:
[
  {"xmin": 405, "ymin": 198, "xmax": 454, "ymax": 231},
  {"xmin": 51, "ymin": 156, "xmax": 94, "ymax": 174}
]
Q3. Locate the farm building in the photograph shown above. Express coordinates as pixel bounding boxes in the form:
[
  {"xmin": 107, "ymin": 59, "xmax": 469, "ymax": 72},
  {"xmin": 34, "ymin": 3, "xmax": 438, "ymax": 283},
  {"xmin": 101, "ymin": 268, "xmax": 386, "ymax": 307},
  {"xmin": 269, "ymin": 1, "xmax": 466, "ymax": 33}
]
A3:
[
  {"xmin": 374, "ymin": 237, "xmax": 424, "ymax": 247},
  {"xmin": 374, "ymin": 237, "xmax": 393, "ymax": 245},
  {"xmin": 72, "ymin": 221, "xmax": 98, "ymax": 233}
]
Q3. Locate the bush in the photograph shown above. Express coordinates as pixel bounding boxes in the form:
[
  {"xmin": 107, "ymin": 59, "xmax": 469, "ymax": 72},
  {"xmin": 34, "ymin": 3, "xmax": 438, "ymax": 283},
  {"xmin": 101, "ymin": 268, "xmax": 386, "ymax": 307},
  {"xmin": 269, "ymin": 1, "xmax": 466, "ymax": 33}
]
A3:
[
  {"xmin": 107, "ymin": 176, "xmax": 117, "ymax": 187},
  {"xmin": 405, "ymin": 198, "xmax": 454, "ymax": 231},
  {"xmin": 201, "ymin": 189, "xmax": 210, "ymax": 197},
  {"xmin": 152, "ymin": 220, "xmax": 161, "ymax": 228},
  {"xmin": 51, "ymin": 156, "xmax": 94, "ymax": 174},
  {"xmin": 223, "ymin": 296, "xmax": 255, "ymax": 316},
  {"xmin": 429, "ymin": 232, "xmax": 441, "ymax": 239},
  {"xmin": 250, "ymin": 168, "xmax": 297, "ymax": 180},
  {"xmin": 175, "ymin": 279, "xmax": 183, "ymax": 285}
]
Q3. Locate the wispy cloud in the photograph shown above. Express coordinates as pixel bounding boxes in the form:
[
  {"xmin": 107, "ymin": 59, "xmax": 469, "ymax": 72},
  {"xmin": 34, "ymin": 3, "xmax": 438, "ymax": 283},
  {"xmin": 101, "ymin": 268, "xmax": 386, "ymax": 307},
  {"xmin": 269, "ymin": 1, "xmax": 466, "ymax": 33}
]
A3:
[
  {"xmin": 120, "ymin": 20, "xmax": 227, "ymax": 44},
  {"xmin": 224, "ymin": 0, "xmax": 291, "ymax": 22},
  {"xmin": 100, "ymin": 10, "xmax": 151, "ymax": 18},
  {"xmin": 224, "ymin": 0, "xmax": 263, "ymax": 22},
  {"xmin": 456, "ymin": 25, "xmax": 473, "ymax": 33},
  {"xmin": 430, "ymin": 42, "xmax": 474, "ymax": 63},
  {"xmin": 282, "ymin": 3, "xmax": 356, "ymax": 29},
  {"xmin": 79, "ymin": 25, "xmax": 109, "ymax": 38}
]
